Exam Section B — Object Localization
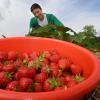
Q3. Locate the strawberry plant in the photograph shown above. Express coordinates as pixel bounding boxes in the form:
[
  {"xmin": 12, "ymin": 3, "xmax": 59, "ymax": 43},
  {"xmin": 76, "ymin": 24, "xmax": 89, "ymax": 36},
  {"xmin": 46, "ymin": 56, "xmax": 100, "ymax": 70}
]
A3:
[{"xmin": 26, "ymin": 24, "xmax": 100, "ymax": 53}]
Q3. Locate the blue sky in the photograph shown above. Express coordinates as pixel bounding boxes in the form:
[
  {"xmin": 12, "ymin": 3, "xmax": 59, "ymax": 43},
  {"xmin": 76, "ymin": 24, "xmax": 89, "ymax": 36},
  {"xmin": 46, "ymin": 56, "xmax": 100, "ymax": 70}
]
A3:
[{"xmin": 0, "ymin": 0, "xmax": 100, "ymax": 37}]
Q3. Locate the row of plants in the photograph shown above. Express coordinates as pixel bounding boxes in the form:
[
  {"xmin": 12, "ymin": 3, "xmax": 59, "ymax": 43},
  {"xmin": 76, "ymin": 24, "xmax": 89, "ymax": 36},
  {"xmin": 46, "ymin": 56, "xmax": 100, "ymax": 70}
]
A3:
[{"xmin": 27, "ymin": 24, "xmax": 100, "ymax": 53}]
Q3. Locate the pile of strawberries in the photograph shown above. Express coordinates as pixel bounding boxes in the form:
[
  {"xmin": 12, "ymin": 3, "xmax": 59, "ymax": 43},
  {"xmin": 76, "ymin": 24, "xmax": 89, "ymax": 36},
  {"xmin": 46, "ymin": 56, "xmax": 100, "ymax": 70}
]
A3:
[{"xmin": 0, "ymin": 50, "xmax": 84, "ymax": 92}]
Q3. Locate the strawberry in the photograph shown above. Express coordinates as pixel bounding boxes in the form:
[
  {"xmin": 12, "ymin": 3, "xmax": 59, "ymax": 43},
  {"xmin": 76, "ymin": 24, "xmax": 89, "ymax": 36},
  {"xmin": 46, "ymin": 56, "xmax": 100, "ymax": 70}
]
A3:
[
  {"xmin": 2, "ymin": 64, "xmax": 15, "ymax": 73},
  {"xmin": 19, "ymin": 77, "xmax": 33, "ymax": 92},
  {"xmin": 67, "ymin": 80, "xmax": 77, "ymax": 88},
  {"xmin": 51, "ymin": 67, "xmax": 61, "ymax": 77},
  {"xmin": 43, "ymin": 78, "xmax": 61, "ymax": 92},
  {"xmin": 58, "ymin": 77, "xmax": 66, "ymax": 86},
  {"xmin": 6, "ymin": 81, "xmax": 19, "ymax": 91},
  {"xmin": 65, "ymin": 75, "xmax": 73, "ymax": 83},
  {"xmin": 58, "ymin": 57, "xmax": 72, "ymax": 69},
  {"xmin": 70, "ymin": 64, "xmax": 82, "ymax": 75},
  {"xmin": 41, "ymin": 64, "xmax": 51, "ymax": 75},
  {"xmin": 34, "ymin": 73, "xmax": 47, "ymax": 83},
  {"xmin": 49, "ymin": 54, "xmax": 60, "ymax": 63},
  {"xmin": 43, "ymin": 51, "xmax": 51, "ymax": 59},
  {"xmin": 14, "ymin": 59, "xmax": 23, "ymax": 68},
  {"xmin": 29, "ymin": 51, "xmax": 39, "ymax": 60},
  {"xmin": 0, "ymin": 51, "xmax": 8, "ymax": 61},
  {"xmin": 32, "ymin": 58, "xmax": 41, "ymax": 70},
  {"xmin": 20, "ymin": 52, "xmax": 29, "ymax": 60},
  {"xmin": 50, "ymin": 49, "xmax": 59, "ymax": 55},
  {"xmin": 49, "ymin": 62, "xmax": 59, "ymax": 69},
  {"xmin": 8, "ymin": 51, "xmax": 18, "ymax": 60},
  {"xmin": 38, "ymin": 52, "xmax": 49, "ymax": 66},
  {"xmin": 0, "ymin": 62, "xmax": 3, "ymax": 71},
  {"xmin": 34, "ymin": 82, "xmax": 42, "ymax": 92},
  {"xmin": 0, "ymin": 71, "xmax": 13, "ymax": 87},
  {"xmin": 18, "ymin": 66, "xmax": 36, "ymax": 79},
  {"xmin": 14, "ymin": 72, "xmax": 22, "ymax": 80},
  {"xmin": 73, "ymin": 75, "xmax": 84, "ymax": 83},
  {"xmin": 50, "ymin": 63, "xmax": 62, "ymax": 77},
  {"xmin": 40, "ymin": 58, "xmax": 49, "ymax": 66},
  {"xmin": 43, "ymin": 79, "xmax": 51, "ymax": 91}
]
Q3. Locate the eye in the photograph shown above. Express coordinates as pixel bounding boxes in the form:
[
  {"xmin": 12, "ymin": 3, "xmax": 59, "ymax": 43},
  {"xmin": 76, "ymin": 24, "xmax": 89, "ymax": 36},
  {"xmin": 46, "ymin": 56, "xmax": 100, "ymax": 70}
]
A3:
[{"xmin": 37, "ymin": 11, "xmax": 39, "ymax": 13}]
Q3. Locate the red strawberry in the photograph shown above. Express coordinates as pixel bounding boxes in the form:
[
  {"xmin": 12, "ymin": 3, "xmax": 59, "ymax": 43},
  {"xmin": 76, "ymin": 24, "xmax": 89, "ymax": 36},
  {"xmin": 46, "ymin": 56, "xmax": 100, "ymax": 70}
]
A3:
[
  {"xmin": 58, "ymin": 77, "xmax": 66, "ymax": 86},
  {"xmin": 41, "ymin": 65, "xmax": 51, "ymax": 75},
  {"xmin": 2, "ymin": 64, "xmax": 15, "ymax": 73},
  {"xmin": 40, "ymin": 58, "xmax": 49, "ymax": 65},
  {"xmin": 20, "ymin": 52, "xmax": 29, "ymax": 60},
  {"xmin": 18, "ymin": 66, "xmax": 36, "ymax": 79},
  {"xmin": 50, "ymin": 49, "xmax": 59, "ymax": 55},
  {"xmin": 70, "ymin": 64, "xmax": 82, "ymax": 75},
  {"xmin": 32, "ymin": 58, "xmax": 41, "ymax": 70},
  {"xmin": 34, "ymin": 82, "xmax": 42, "ymax": 92},
  {"xmin": 58, "ymin": 57, "xmax": 72, "ymax": 69},
  {"xmin": 8, "ymin": 51, "xmax": 18, "ymax": 60},
  {"xmin": 29, "ymin": 51, "xmax": 39, "ymax": 60},
  {"xmin": 14, "ymin": 59, "xmax": 23, "ymax": 68},
  {"xmin": 43, "ymin": 80, "xmax": 51, "ymax": 91},
  {"xmin": 34, "ymin": 73, "xmax": 47, "ymax": 83},
  {"xmin": 0, "ymin": 63, "xmax": 3, "ymax": 71},
  {"xmin": 67, "ymin": 80, "xmax": 77, "ymax": 88},
  {"xmin": 19, "ymin": 77, "xmax": 33, "ymax": 92},
  {"xmin": 43, "ymin": 78, "xmax": 61, "ymax": 92},
  {"xmin": 6, "ymin": 81, "xmax": 19, "ymax": 91},
  {"xmin": 65, "ymin": 75, "xmax": 73, "ymax": 83},
  {"xmin": 51, "ymin": 67, "xmax": 61, "ymax": 77},
  {"xmin": 0, "ymin": 71, "xmax": 13, "ymax": 87},
  {"xmin": 49, "ymin": 62, "xmax": 59, "ymax": 69},
  {"xmin": 14, "ymin": 72, "xmax": 22, "ymax": 80},
  {"xmin": 49, "ymin": 54, "xmax": 60, "ymax": 62},
  {"xmin": 0, "ymin": 51, "xmax": 8, "ymax": 61},
  {"xmin": 38, "ymin": 52, "xmax": 49, "ymax": 64},
  {"xmin": 43, "ymin": 51, "xmax": 51, "ymax": 59}
]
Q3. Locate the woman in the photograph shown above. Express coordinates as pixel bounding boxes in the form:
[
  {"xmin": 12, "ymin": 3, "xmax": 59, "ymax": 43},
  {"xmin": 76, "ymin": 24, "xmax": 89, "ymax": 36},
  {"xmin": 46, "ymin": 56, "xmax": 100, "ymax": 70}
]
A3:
[{"xmin": 30, "ymin": 3, "xmax": 64, "ymax": 32}]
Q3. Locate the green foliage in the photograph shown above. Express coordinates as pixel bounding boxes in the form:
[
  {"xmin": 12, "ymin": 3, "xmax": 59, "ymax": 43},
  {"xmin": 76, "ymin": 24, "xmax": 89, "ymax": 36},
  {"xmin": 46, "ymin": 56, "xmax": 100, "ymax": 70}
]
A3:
[
  {"xmin": 26, "ymin": 24, "xmax": 100, "ymax": 52},
  {"xmin": 82, "ymin": 25, "xmax": 96, "ymax": 36},
  {"xmin": 26, "ymin": 24, "xmax": 75, "ymax": 41}
]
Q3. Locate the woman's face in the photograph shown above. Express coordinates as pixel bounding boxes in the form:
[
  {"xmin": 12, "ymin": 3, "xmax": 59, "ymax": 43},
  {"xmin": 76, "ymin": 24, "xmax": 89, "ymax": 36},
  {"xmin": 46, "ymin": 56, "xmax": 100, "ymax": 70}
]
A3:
[{"xmin": 32, "ymin": 8, "xmax": 44, "ymax": 20}]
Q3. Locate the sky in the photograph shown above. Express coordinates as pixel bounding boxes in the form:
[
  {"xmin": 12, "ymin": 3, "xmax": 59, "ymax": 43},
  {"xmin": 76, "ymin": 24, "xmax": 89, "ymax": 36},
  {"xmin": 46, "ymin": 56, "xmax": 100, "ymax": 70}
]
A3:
[{"xmin": 0, "ymin": 0, "xmax": 100, "ymax": 37}]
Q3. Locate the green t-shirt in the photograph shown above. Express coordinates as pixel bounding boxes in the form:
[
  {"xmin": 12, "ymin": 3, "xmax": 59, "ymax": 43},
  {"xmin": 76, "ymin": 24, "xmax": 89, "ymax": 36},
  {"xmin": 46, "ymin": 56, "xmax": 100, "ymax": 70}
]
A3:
[{"xmin": 30, "ymin": 13, "xmax": 64, "ymax": 28}]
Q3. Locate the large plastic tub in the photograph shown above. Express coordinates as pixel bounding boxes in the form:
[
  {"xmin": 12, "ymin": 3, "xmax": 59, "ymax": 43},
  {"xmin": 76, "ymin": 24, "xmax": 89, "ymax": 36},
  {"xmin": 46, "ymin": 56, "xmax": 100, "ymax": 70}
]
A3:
[{"xmin": 0, "ymin": 37, "xmax": 100, "ymax": 100}]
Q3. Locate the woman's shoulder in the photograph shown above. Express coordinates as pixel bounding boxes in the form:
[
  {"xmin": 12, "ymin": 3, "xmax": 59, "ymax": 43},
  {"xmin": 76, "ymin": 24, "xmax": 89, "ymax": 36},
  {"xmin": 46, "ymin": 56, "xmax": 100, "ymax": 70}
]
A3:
[
  {"xmin": 46, "ymin": 13, "xmax": 54, "ymax": 16},
  {"xmin": 30, "ymin": 17, "xmax": 37, "ymax": 22}
]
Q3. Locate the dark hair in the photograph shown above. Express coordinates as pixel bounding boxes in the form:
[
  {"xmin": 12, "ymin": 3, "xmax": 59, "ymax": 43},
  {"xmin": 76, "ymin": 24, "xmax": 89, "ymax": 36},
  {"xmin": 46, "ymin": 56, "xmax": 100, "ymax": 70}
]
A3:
[{"xmin": 30, "ymin": 3, "xmax": 42, "ymax": 12}]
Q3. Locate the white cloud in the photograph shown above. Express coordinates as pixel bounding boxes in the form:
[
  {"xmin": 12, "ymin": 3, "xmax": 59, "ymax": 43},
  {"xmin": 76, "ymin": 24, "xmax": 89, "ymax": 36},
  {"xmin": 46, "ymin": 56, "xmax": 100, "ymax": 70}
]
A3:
[
  {"xmin": 65, "ymin": 12, "xmax": 100, "ymax": 33},
  {"xmin": 0, "ymin": 0, "xmax": 30, "ymax": 37},
  {"xmin": 0, "ymin": 0, "xmax": 11, "ymax": 21}
]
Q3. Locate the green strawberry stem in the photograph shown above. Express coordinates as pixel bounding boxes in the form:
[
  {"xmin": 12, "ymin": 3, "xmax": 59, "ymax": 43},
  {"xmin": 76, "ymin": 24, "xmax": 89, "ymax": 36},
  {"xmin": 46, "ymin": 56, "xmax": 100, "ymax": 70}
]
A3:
[
  {"xmin": 73, "ymin": 74, "xmax": 84, "ymax": 83},
  {"xmin": 39, "ymin": 51, "xmax": 46, "ymax": 61}
]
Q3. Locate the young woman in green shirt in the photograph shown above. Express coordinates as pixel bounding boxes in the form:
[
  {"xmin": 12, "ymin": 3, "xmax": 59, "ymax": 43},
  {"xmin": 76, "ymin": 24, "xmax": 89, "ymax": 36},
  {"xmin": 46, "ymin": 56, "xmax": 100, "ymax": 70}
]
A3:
[{"xmin": 30, "ymin": 3, "xmax": 64, "ymax": 32}]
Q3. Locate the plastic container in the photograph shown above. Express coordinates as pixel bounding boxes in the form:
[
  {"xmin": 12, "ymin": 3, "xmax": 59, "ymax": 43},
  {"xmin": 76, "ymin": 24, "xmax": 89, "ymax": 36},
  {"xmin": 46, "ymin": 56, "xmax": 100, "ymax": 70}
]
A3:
[{"xmin": 0, "ymin": 37, "xmax": 100, "ymax": 100}]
